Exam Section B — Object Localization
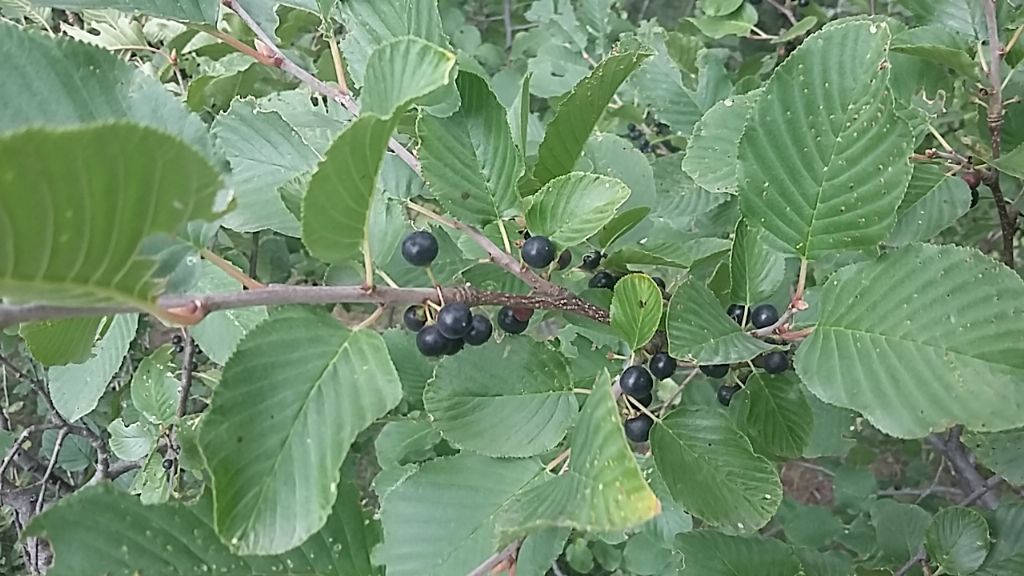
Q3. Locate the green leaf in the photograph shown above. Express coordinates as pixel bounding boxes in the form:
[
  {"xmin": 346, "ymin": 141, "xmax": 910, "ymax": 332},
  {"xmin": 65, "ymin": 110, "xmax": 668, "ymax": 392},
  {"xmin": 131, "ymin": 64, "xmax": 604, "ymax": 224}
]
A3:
[
  {"xmin": 518, "ymin": 528, "xmax": 571, "ymax": 576},
  {"xmin": 743, "ymin": 373, "xmax": 812, "ymax": 459},
  {"xmin": 871, "ymin": 499, "xmax": 931, "ymax": 563},
  {"xmin": 525, "ymin": 173, "xmax": 631, "ymax": 247},
  {"xmin": 424, "ymin": 339, "xmax": 577, "ymax": 458},
  {"xmin": 131, "ymin": 347, "xmax": 180, "ymax": 426},
  {"xmin": 377, "ymin": 453, "xmax": 542, "ymax": 576},
  {"xmin": 580, "ymin": 134, "xmax": 658, "ymax": 212},
  {"xmin": 361, "ymin": 37, "xmax": 456, "ymax": 117},
  {"xmin": 199, "ymin": 313, "xmax": 402, "ymax": 554},
  {"xmin": 20, "ymin": 317, "xmax": 101, "ymax": 366},
  {"xmin": 898, "ymin": 0, "xmax": 979, "ymax": 39},
  {"xmin": 652, "ymin": 406, "xmax": 782, "ymax": 532},
  {"xmin": 888, "ymin": 163, "xmax": 972, "ymax": 246},
  {"xmin": 0, "ymin": 23, "xmax": 214, "ymax": 158},
  {"xmin": 0, "ymin": 125, "xmax": 221, "ymax": 310},
  {"xmin": 302, "ymin": 36, "xmax": 455, "ymax": 264},
  {"xmin": 963, "ymin": 428, "xmax": 1024, "ymax": 486},
  {"xmin": 978, "ymin": 504, "xmax": 1024, "ymax": 575},
  {"xmin": 796, "ymin": 243, "xmax": 1024, "ymax": 438},
  {"xmin": 499, "ymin": 373, "xmax": 660, "ymax": 533},
  {"xmin": 699, "ymin": 0, "xmax": 744, "ymax": 17},
  {"xmin": 595, "ymin": 207, "xmax": 651, "ymax": 250},
  {"xmin": 926, "ymin": 507, "xmax": 990, "ymax": 575},
  {"xmin": 676, "ymin": 531, "xmax": 802, "ymax": 575},
  {"xmin": 531, "ymin": 50, "xmax": 652, "ymax": 190},
  {"xmin": 23, "ymin": 0, "xmax": 216, "ymax": 22},
  {"xmin": 729, "ymin": 219, "xmax": 786, "ymax": 306},
  {"xmin": 688, "ymin": 3, "xmax": 759, "ymax": 39},
  {"xmin": 107, "ymin": 418, "xmax": 156, "ymax": 461},
  {"xmin": 419, "ymin": 72, "xmax": 524, "ymax": 226},
  {"xmin": 375, "ymin": 419, "xmax": 440, "ymax": 469},
  {"xmin": 683, "ymin": 92, "xmax": 757, "ymax": 194},
  {"xmin": 190, "ymin": 261, "xmax": 268, "ymax": 365},
  {"xmin": 891, "ymin": 25, "xmax": 976, "ymax": 77},
  {"xmin": 990, "ymin": 143, "xmax": 1024, "ymax": 179},
  {"xmin": 803, "ymin": 392, "xmax": 857, "ymax": 458},
  {"xmin": 667, "ymin": 279, "xmax": 774, "ymax": 365},
  {"xmin": 26, "ymin": 482, "xmax": 379, "ymax": 576},
  {"xmin": 338, "ymin": 0, "xmax": 450, "ymax": 87},
  {"xmin": 738, "ymin": 21, "xmax": 913, "ymax": 259},
  {"xmin": 211, "ymin": 99, "xmax": 318, "ymax": 236},
  {"xmin": 605, "ymin": 239, "xmax": 732, "ymax": 270},
  {"xmin": 130, "ymin": 451, "xmax": 170, "ymax": 505},
  {"xmin": 47, "ymin": 315, "xmax": 137, "ymax": 422},
  {"xmin": 302, "ymin": 116, "xmax": 396, "ymax": 263},
  {"xmin": 774, "ymin": 16, "xmax": 819, "ymax": 44},
  {"xmin": 611, "ymin": 273, "xmax": 664, "ymax": 351}
]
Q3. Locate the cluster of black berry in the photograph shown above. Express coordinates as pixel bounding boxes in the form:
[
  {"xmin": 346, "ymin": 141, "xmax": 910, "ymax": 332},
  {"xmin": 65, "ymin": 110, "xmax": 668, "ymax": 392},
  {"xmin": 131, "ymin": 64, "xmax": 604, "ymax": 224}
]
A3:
[
  {"xmin": 619, "ymin": 352, "xmax": 678, "ymax": 444},
  {"xmin": 401, "ymin": 229, "xmax": 536, "ymax": 357},
  {"xmin": 709, "ymin": 302, "xmax": 792, "ymax": 406},
  {"xmin": 170, "ymin": 334, "xmax": 200, "ymax": 371},
  {"xmin": 624, "ymin": 116, "xmax": 678, "ymax": 155}
]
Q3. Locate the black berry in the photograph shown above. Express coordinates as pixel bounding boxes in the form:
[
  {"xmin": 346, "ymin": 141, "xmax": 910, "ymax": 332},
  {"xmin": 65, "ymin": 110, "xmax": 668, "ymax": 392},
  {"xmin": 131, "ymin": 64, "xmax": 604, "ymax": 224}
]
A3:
[
  {"xmin": 171, "ymin": 334, "xmax": 183, "ymax": 346},
  {"xmin": 190, "ymin": 360, "xmax": 199, "ymax": 371},
  {"xmin": 970, "ymin": 187, "xmax": 980, "ymax": 208},
  {"xmin": 700, "ymin": 364, "xmax": 729, "ymax": 379},
  {"xmin": 635, "ymin": 393, "xmax": 654, "ymax": 407},
  {"xmin": 521, "ymin": 236, "xmax": 556, "ymax": 268},
  {"xmin": 497, "ymin": 306, "xmax": 530, "ymax": 334},
  {"xmin": 651, "ymin": 276, "xmax": 667, "ymax": 292},
  {"xmin": 620, "ymin": 366, "xmax": 654, "ymax": 398},
  {"xmin": 401, "ymin": 230, "xmax": 439, "ymax": 267},
  {"xmin": 162, "ymin": 459, "xmax": 174, "ymax": 471},
  {"xmin": 762, "ymin": 351, "xmax": 790, "ymax": 374},
  {"xmin": 624, "ymin": 414, "xmax": 654, "ymax": 443},
  {"xmin": 556, "ymin": 249, "xmax": 572, "ymax": 270},
  {"xmin": 436, "ymin": 303, "xmax": 473, "ymax": 339},
  {"xmin": 580, "ymin": 251, "xmax": 603, "ymax": 271},
  {"xmin": 416, "ymin": 326, "xmax": 448, "ymax": 357},
  {"xmin": 464, "ymin": 314, "xmax": 493, "ymax": 346},
  {"xmin": 442, "ymin": 336, "xmax": 465, "ymax": 356},
  {"xmin": 726, "ymin": 304, "xmax": 747, "ymax": 325},
  {"xmin": 717, "ymin": 385, "xmax": 739, "ymax": 407},
  {"xmin": 649, "ymin": 353, "xmax": 677, "ymax": 380},
  {"xmin": 797, "ymin": 0, "xmax": 809, "ymax": 6},
  {"xmin": 173, "ymin": 344, "xmax": 185, "ymax": 354},
  {"xmin": 750, "ymin": 303, "xmax": 780, "ymax": 329},
  {"xmin": 403, "ymin": 306, "xmax": 426, "ymax": 332},
  {"xmin": 589, "ymin": 271, "xmax": 617, "ymax": 290}
]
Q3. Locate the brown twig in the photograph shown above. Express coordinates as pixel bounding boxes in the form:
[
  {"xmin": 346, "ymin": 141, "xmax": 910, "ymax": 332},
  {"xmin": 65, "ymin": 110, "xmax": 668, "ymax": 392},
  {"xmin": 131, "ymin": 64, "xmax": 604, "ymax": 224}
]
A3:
[
  {"xmin": 176, "ymin": 330, "xmax": 195, "ymax": 419},
  {"xmin": 924, "ymin": 427, "xmax": 999, "ymax": 509},
  {"xmin": 201, "ymin": 248, "xmax": 264, "ymax": 290},
  {"xmin": 0, "ymin": 284, "xmax": 609, "ymax": 329},
  {"xmin": 218, "ymin": 0, "xmax": 421, "ymax": 173},
  {"xmin": 982, "ymin": 0, "xmax": 1018, "ymax": 269},
  {"xmin": 468, "ymin": 538, "xmax": 523, "ymax": 576},
  {"xmin": 34, "ymin": 427, "xmax": 67, "ymax": 515},
  {"xmin": 0, "ymin": 425, "xmax": 54, "ymax": 491},
  {"xmin": 327, "ymin": 36, "xmax": 349, "ymax": 92}
]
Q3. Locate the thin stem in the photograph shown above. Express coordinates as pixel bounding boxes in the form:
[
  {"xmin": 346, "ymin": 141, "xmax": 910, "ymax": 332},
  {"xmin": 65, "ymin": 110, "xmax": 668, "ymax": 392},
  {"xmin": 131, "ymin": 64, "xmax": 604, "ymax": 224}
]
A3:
[
  {"xmin": 201, "ymin": 248, "xmax": 264, "ymax": 290},
  {"xmin": 658, "ymin": 369, "xmax": 699, "ymax": 418},
  {"xmin": 498, "ymin": 219, "xmax": 513, "ymax": 254},
  {"xmin": 249, "ymin": 231, "xmax": 261, "ymax": 282},
  {"xmin": 766, "ymin": 0, "xmax": 798, "ymax": 25},
  {"xmin": 176, "ymin": 331, "xmax": 195, "ymax": 419},
  {"xmin": 362, "ymin": 233, "xmax": 374, "ymax": 290},
  {"xmin": 502, "ymin": 0, "xmax": 513, "ymax": 49},
  {"xmin": 354, "ymin": 306, "xmax": 385, "ymax": 331},
  {"xmin": 205, "ymin": 29, "xmax": 277, "ymax": 67},
  {"xmin": 35, "ymin": 427, "xmax": 68, "ymax": 515},
  {"xmin": 0, "ymin": 425, "xmax": 49, "ymax": 490},
  {"xmin": 544, "ymin": 448, "xmax": 571, "ymax": 472},
  {"xmin": 624, "ymin": 394, "xmax": 660, "ymax": 422},
  {"xmin": 328, "ymin": 35, "xmax": 349, "ymax": 93},
  {"xmin": 982, "ymin": 0, "xmax": 1017, "ymax": 269}
]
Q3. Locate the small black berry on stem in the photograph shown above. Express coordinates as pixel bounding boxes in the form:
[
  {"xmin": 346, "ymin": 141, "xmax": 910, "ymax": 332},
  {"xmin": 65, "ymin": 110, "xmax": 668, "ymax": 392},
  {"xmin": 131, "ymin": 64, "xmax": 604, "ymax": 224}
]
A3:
[{"xmin": 402, "ymin": 230, "xmax": 439, "ymax": 267}]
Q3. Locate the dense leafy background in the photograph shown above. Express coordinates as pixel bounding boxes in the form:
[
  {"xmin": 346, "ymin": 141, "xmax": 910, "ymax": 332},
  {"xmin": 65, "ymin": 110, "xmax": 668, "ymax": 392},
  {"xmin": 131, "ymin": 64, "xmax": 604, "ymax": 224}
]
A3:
[{"xmin": 0, "ymin": 0, "xmax": 1023, "ymax": 575}]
